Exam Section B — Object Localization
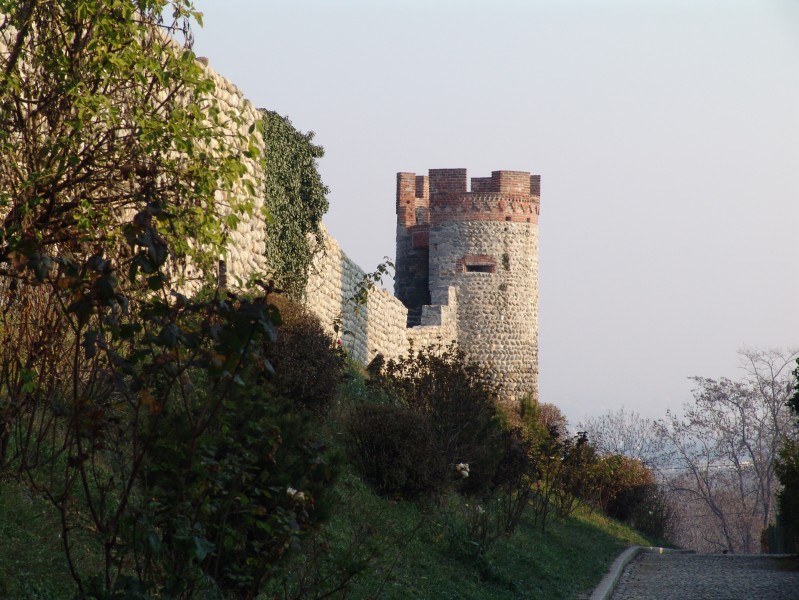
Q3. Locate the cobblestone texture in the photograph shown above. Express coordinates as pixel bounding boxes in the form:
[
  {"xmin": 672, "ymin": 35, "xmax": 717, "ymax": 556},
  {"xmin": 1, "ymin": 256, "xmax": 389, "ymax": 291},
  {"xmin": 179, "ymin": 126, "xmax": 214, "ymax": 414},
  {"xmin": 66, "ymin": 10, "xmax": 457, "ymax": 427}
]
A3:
[{"xmin": 610, "ymin": 553, "xmax": 799, "ymax": 600}]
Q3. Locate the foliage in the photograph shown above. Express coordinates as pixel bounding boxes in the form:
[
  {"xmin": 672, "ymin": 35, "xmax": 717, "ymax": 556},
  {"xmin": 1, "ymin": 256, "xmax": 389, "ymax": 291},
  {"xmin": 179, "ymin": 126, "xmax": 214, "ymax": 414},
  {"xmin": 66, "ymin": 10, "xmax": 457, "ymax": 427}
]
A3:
[
  {"xmin": 263, "ymin": 479, "xmax": 416, "ymax": 600},
  {"xmin": 0, "ymin": 3, "xmax": 345, "ymax": 597},
  {"xmin": 776, "ymin": 440, "xmax": 799, "ymax": 548},
  {"xmin": 588, "ymin": 455, "xmax": 673, "ymax": 539},
  {"xmin": 260, "ymin": 110, "xmax": 329, "ymax": 299},
  {"xmin": 268, "ymin": 295, "xmax": 345, "ymax": 412},
  {"xmin": 140, "ymin": 377, "xmax": 337, "ymax": 599},
  {"xmin": 0, "ymin": 479, "xmax": 88, "ymax": 598},
  {"xmin": 534, "ymin": 402, "xmax": 569, "ymax": 440},
  {"xmin": 625, "ymin": 483, "xmax": 674, "ymax": 541},
  {"xmin": 1, "ymin": 359, "xmax": 663, "ymax": 600},
  {"xmin": 548, "ymin": 431, "xmax": 597, "ymax": 519},
  {"xmin": 589, "ymin": 455, "xmax": 654, "ymax": 517},
  {"xmin": 446, "ymin": 447, "xmax": 538, "ymax": 560},
  {"xmin": 366, "ymin": 345, "xmax": 509, "ymax": 496},
  {"xmin": 350, "ymin": 258, "xmax": 395, "ymax": 307},
  {"xmin": 775, "ymin": 359, "xmax": 799, "ymax": 550},
  {"xmin": 346, "ymin": 403, "xmax": 447, "ymax": 498},
  {"xmin": 0, "ymin": 0, "xmax": 259, "ymax": 284},
  {"xmin": 1, "ymin": 261, "xmax": 340, "ymax": 597}
]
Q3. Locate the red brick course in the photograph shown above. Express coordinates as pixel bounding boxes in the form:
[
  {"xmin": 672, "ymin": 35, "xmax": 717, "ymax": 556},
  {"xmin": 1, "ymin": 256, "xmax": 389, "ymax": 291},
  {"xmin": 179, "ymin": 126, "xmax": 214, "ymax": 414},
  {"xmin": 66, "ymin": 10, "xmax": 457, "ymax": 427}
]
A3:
[{"xmin": 396, "ymin": 168, "xmax": 541, "ymax": 228}]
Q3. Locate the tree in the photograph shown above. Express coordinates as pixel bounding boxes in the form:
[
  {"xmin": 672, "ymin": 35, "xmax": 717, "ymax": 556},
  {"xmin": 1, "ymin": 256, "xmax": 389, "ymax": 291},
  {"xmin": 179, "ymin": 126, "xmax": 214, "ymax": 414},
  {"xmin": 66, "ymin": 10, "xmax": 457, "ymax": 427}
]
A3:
[
  {"xmin": 655, "ymin": 348, "xmax": 798, "ymax": 553},
  {"xmin": 579, "ymin": 407, "xmax": 665, "ymax": 467},
  {"xmin": 0, "ymin": 0, "xmax": 258, "ymax": 282},
  {"xmin": 775, "ymin": 359, "xmax": 799, "ymax": 550},
  {"xmin": 0, "ymin": 3, "xmax": 339, "ymax": 597}
]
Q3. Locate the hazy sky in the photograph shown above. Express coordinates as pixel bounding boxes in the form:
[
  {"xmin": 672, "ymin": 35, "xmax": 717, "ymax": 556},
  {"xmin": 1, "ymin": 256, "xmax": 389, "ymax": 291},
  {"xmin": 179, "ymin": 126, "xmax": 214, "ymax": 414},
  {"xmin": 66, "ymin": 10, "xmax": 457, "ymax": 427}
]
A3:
[{"xmin": 192, "ymin": 0, "xmax": 799, "ymax": 425}]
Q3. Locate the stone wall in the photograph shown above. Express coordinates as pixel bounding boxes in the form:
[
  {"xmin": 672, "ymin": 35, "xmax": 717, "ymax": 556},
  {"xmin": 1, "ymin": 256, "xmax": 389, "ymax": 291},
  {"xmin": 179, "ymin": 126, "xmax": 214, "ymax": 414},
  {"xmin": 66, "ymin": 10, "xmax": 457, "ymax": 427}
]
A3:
[
  {"xmin": 200, "ymin": 58, "xmax": 460, "ymax": 364},
  {"xmin": 197, "ymin": 63, "xmax": 464, "ymax": 367},
  {"xmin": 304, "ymin": 226, "xmax": 457, "ymax": 364},
  {"xmin": 192, "ymin": 60, "xmax": 462, "ymax": 364},
  {"xmin": 198, "ymin": 61, "xmax": 269, "ymax": 287}
]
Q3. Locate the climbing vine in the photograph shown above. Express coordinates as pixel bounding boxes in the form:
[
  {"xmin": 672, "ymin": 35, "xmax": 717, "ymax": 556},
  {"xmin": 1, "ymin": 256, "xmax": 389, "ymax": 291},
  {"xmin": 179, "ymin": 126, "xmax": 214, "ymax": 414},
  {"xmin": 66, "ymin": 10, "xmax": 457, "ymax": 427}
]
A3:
[{"xmin": 261, "ymin": 110, "xmax": 329, "ymax": 298}]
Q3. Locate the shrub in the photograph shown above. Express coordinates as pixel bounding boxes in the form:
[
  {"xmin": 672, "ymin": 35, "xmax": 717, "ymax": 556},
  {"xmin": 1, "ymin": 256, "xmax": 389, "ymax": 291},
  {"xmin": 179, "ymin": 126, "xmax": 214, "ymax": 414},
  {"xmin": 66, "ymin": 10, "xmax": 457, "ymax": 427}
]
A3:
[
  {"xmin": 367, "ymin": 345, "xmax": 507, "ymax": 496},
  {"xmin": 551, "ymin": 432, "xmax": 598, "ymax": 518},
  {"xmin": 776, "ymin": 438, "xmax": 799, "ymax": 549},
  {"xmin": 628, "ymin": 483, "xmax": 675, "ymax": 540},
  {"xmin": 268, "ymin": 295, "xmax": 345, "ymax": 412},
  {"xmin": 591, "ymin": 455, "xmax": 654, "ymax": 518},
  {"xmin": 141, "ymin": 380, "xmax": 338, "ymax": 599},
  {"xmin": 604, "ymin": 464, "xmax": 654, "ymax": 521},
  {"xmin": 775, "ymin": 361, "xmax": 799, "ymax": 550},
  {"xmin": 346, "ymin": 403, "xmax": 447, "ymax": 498}
]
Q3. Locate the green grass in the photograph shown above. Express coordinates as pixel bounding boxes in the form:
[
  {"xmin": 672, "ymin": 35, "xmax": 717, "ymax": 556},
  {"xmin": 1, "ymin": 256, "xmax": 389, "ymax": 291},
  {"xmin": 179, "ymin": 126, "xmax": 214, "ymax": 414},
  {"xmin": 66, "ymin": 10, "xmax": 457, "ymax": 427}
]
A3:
[
  {"xmin": 1, "ymin": 457, "xmax": 652, "ymax": 600},
  {"xmin": 0, "ymin": 361, "xmax": 657, "ymax": 599},
  {"xmin": 0, "ymin": 480, "xmax": 79, "ymax": 599},
  {"xmin": 261, "ymin": 468, "xmax": 653, "ymax": 600}
]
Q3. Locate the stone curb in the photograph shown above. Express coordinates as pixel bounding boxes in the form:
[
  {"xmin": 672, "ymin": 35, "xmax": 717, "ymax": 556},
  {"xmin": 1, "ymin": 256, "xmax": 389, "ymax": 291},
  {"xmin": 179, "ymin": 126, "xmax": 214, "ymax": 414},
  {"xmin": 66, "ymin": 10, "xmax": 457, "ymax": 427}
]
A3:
[{"xmin": 589, "ymin": 546, "xmax": 696, "ymax": 600}]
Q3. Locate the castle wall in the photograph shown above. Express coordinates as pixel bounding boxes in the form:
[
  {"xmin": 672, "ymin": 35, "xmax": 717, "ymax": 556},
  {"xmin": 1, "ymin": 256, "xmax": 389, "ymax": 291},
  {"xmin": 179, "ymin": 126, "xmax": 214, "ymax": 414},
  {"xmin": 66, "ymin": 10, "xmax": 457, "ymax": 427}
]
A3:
[
  {"xmin": 197, "ymin": 76, "xmax": 472, "ymax": 366},
  {"xmin": 199, "ymin": 65, "xmax": 268, "ymax": 287},
  {"xmin": 181, "ymin": 62, "xmax": 460, "ymax": 363},
  {"xmin": 304, "ymin": 226, "xmax": 457, "ymax": 364},
  {"xmin": 201, "ymin": 70, "xmax": 464, "ymax": 365}
]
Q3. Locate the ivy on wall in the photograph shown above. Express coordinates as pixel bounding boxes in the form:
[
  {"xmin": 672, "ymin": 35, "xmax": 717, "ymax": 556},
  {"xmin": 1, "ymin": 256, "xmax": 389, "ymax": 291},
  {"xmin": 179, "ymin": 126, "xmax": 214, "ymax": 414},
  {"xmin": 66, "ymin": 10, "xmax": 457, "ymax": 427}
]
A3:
[{"xmin": 260, "ymin": 110, "xmax": 329, "ymax": 298}]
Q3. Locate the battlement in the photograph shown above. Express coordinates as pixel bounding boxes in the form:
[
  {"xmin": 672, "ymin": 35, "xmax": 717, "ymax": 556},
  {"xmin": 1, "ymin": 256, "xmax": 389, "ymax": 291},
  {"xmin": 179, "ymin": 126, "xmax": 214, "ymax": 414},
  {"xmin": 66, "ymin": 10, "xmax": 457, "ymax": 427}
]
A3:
[
  {"xmin": 396, "ymin": 172, "xmax": 430, "ymax": 227},
  {"xmin": 429, "ymin": 168, "xmax": 468, "ymax": 195},
  {"xmin": 471, "ymin": 171, "xmax": 541, "ymax": 196},
  {"xmin": 397, "ymin": 169, "xmax": 541, "ymax": 228}
]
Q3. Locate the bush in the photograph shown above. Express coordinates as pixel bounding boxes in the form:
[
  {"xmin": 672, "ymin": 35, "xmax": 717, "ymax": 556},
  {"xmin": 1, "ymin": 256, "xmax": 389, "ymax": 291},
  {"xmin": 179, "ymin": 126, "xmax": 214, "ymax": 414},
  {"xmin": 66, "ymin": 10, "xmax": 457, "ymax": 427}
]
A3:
[
  {"xmin": 268, "ymin": 295, "xmax": 345, "ymax": 412},
  {"xmin": 592, "ymin": 455, "xmax": 654, "ymax": 518},
  {"xmin": 775, "ymin": 361, "xmax": 799, "ymax": 550},
  {"xmin": 628, "ymin": 483, "xmax": 675, "ymax": 540},
  {"xmin": 346, "ymin": 403, "xmax": 447, "ymax": 498},
  {"xmin": 367, "ymin": 345, "xmax": 508, "ymax": 496},
  {"xmin": 776, "ymin": 438, "xmax": 799, "ymax": 549},
  {"xmin": 141, "ymin": 380, "xmax": 338, "ymax": 599}
]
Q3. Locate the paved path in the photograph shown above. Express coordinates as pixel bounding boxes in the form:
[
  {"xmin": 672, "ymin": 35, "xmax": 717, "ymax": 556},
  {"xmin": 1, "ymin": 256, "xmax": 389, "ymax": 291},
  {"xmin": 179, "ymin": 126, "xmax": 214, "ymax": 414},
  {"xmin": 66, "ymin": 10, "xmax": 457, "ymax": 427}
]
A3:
[{"xmin": 609, "ymin": 553, "xmax": 799, "ymax": 600}]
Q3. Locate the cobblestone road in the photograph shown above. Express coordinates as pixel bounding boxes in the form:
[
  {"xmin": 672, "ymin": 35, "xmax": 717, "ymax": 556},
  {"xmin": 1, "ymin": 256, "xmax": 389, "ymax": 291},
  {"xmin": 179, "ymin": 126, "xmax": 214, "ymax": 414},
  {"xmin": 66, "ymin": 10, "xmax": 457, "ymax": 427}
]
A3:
[{"xmin": 610, "ymin": 553, "xmax": 799, "ymax": 600}]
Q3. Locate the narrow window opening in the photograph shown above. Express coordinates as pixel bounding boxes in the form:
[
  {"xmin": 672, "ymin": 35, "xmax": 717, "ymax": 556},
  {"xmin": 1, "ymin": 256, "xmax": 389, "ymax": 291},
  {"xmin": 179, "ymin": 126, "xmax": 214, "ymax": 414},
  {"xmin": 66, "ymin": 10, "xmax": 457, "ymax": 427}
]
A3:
[{"xmin": 465, "ymin": 264, "xmax": 494, "ymax": 273}]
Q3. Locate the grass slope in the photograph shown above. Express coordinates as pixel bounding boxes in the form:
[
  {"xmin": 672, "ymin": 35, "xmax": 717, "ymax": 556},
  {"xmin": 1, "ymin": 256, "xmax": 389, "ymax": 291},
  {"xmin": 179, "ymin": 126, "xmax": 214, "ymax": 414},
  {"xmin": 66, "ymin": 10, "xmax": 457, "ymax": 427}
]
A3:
[
  {"xmin": 264, "ymin": 470, "xmax": 653, "ymax": 600},
  {"xmin": 1, "ymin": 462, "xmax": 651, "ymax": 600}
]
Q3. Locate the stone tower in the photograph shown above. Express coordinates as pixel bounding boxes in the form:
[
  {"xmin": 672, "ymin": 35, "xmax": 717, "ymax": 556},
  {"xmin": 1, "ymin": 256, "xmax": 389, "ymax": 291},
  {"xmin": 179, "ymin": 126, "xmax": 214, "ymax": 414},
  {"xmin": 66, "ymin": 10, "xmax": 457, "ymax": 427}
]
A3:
[{"xmin": 395, "ymin": 168, "xmax": 541, "ymax": 400}]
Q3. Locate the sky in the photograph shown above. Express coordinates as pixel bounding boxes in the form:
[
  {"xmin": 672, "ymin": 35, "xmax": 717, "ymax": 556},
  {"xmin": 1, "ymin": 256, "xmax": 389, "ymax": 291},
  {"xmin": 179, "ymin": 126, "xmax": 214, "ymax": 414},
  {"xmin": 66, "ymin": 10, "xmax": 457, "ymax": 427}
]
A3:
[{"xmin": 191, "ymin": 0, "xmax": 799, "ymax": 425}]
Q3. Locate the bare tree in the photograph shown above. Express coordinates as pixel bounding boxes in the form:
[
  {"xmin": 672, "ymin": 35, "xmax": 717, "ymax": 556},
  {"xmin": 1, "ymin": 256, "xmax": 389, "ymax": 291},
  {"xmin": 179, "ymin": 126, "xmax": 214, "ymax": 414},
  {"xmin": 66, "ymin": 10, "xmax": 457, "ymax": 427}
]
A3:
[
  {"xmin": 578, "ymin": 406, "xmax": 664, "ymax": 467},
  {"xmin": 655, "ymin": 348, "xmax": 798, "ymax": 553}
]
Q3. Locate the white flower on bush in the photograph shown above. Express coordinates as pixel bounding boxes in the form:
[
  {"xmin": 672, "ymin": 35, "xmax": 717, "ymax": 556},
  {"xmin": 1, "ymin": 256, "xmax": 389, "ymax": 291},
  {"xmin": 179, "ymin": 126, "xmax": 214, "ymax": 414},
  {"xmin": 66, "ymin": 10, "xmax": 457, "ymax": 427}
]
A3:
[
  {"xmin": 286, "ymin": 486, "xmax": 306, "ymax": 503},
  {"xmin": 455, "ymin": 463, "xmax": 470, "ymax": 478}
]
